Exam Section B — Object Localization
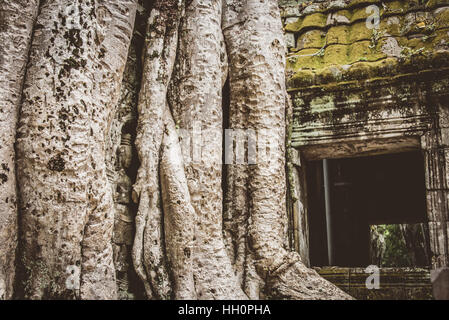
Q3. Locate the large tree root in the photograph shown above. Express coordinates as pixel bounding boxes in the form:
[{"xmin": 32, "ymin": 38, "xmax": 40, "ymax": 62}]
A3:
[
  {"xmin": 168, "ymin": 0, "xmax": 247, "ymax": 299},
  {"xmin": 133, "ymin": 0, "xmax": 246, "ymax": 300},
  {"xmin": 223, "ymin": 0, "xmax": 352, "ymax": 300},
  {"xmin": 16, "ymin": 0, "xmax": 136, "ymax": 299},
  {"xmin": 0, "ymin": 0, "xmax": 40, "ymax": 300},
  {"xmin": 132, "ymin": 0, "xmax": 183, "ymax": 299},
  {"xmin": 133, "ymin": 0, "xmax": 352, "ymax": 300},
  {"xmin": 160, "ymin": 107, "xmax": 196, "ymax": 300}
]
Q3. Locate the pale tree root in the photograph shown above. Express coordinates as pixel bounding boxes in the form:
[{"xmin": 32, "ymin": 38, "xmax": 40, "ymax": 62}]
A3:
[
  {"xmin": 16, "ymin": 0, "xmax": 136, "ymax": 299},
  {"xmin": 134, "ymin": 0, "xmax": 247, "ymax": 300},
  {"xmin": 80, "ymin": 0, "xmax": 137, "ymax": 300},
  {"xmin": 132, "ymin": 0, "xmax": 184, "ymax": 299},
  {"xmin": 223, "ymin": 128, "xmax": 264, "ymax": 299},
  {"xmin": 161, "ymin": 107, "xmax": 197, "ymax": 300},
  {"xmin": 265, "ymin": 252, "xmax": 352, "ymax": 300},
  {"xmin": 168, "ymin": 0, "xmax": 247, "ymax": 299},
  {"xmin": 133, "ymin": 0, "xmax": 352, "ymax": 300},
  {"xmin": 0, "ymin": 0, "xmax": 40, "ymax": 300},
  {"xmin": 223, "ymin": 0, "xmax": 353, "ymax": 300},
  {"xmin": 80, "ymin": 176, "xmax": 117, "ymax": 300}
]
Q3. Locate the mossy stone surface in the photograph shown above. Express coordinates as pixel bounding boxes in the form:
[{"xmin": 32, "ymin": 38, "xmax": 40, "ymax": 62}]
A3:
[{"xmin": 284, "ymin": 0, "xmax": 449, "ymax": 88}]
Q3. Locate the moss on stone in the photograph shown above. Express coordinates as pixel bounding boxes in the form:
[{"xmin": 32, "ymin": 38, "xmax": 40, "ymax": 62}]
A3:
[
  {"xmin": 285, "ymin": 12, "xmax": 327, "ymax": 32},
  {"xmin": 285, "ymin": 0, "xmax": 449, "ymax": 88},
  {"xmin": 323, "ymin": 44, "xmax": 348, "ymax": 65},
  {"xmin": 327, "ymin": 25, "xmax": 351, "ymax": 44},
  {"xmin": 351, "ymin": 5, "xmax": 378, "ymax": 23},
  {"xmin": 348, "ymin": 21, "xmax": 374, "ymax": 42},
  {"xmin": 297, "ymin": 29, "xmax": 327, "ymax": 49},
  {"xmin": 435, "ymin": 7, "xmax": 449, "ymax": 29}
]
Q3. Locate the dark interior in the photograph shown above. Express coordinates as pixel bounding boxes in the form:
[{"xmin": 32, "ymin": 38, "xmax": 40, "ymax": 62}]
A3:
[{"xmin": 306, "ymin": 151, "xmax": 428, "ymax": 267}]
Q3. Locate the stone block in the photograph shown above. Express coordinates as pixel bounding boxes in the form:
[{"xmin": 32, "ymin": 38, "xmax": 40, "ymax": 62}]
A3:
[
  {"xmin": 426, "ymin": 190, "xmax": 449, "ymax": 222},
  {"xmin": 316, "ymin": 266, "xmax": 350, "ymax": 292},
  {"xmin": 428, "ymin": 221, "xmax": 449, "ymax": 259},
  {"xmin": 431, "ymin": 267, "xmax": 449, "ymax": 300},
  {"xmin": 285, "ymin": 32, "xmax": 296, "ymax": 49},
  {"xmin": 349, "ymin": 267, "xmax": 406, "ymax": 300}
]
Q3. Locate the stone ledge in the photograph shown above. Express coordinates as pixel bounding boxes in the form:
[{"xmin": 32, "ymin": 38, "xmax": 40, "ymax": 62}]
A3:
[{"xmin": 314, "ymin": 266, "xmax": 433, "ymax": 299}]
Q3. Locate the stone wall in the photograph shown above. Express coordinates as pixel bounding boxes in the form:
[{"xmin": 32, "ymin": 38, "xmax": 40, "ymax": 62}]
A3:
[
  {"xmin": 281, "ymin": 0, "xmax": 449, "ymax": 272},
  {"xmin": 282, "ymin": 0, "xmax": 449, "ymax": 87},
  {"xmin": 315, "ymin": 266, "xmax": 433, "ymax": 299}
]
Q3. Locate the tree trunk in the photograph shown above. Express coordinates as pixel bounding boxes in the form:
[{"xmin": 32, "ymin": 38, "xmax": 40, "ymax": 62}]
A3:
[
  {"xmin": 16, "ymin": 0, "xmax": 136, "ymax": 299},
  {"xmin": 131, "ymin": 0, "xmax": 350, "ymax": 300},
  {"xmin": 132, "ymin": 0, "xmax": 183, "ymax": 300},
  {"xmin": 222, "ymin": 0, "xmax": 351, "ymax": 299},
  {"xmin": 168, "ymin": 0, "xmax": 247, "ymax": 300},
  {"xmin": 0, "ymin": 0, "xmax": 39, "ymax": 300}
]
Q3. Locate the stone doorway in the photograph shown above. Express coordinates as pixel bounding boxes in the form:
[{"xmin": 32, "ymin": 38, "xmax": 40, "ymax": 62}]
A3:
[{"xmin": 305, "ymin": 151, "xmax": 430, "ymax": 268}]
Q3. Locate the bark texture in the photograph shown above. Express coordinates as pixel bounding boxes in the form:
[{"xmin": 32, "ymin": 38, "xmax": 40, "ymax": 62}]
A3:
[
  {"xmin": 130, "ymin": 0, "xmax": 349, "ymax": 300},
  {"xmin": 133, "ymin": 0, "xmax": 245, "ymax": 300},
  {"xmin": 223, "ymin": 0, "xmax": 351, "ymax": 299},
  {"xmin": 0, "ymin": 0, "xmax": 39, "ymax": 300},
  {"xmin": 168, "ymin": 0, "xmax": 246, "ymax": 300},
  {"xmin": 132, "ymin": 0, "xmax": 183, "ymax": 299},
  {"xmin": 16, "ymin": 0, "xmax": 136, "ymax": 299}
]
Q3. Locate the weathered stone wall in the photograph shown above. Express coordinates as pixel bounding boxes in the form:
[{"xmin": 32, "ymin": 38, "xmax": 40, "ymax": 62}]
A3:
[
  {"xmin": 315, "ymin": 266, "xmax": 433, "ymax": 299},
  {"xmin": 282, "ymin": 0, "xmax": 449, "ymax": 86},
  {"xmin": 281, "ymin": 0, "xmax": 449, "ymax": 273}
]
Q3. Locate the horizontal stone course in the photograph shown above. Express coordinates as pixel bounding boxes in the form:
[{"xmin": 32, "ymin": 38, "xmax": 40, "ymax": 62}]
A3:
[
  {"xmin": 281, "ymin": 0, "xmax": 449, "ymax": 87},
  {"xmin": 314, "ymin": 266, "xmax": 433, "ymax": 299}
]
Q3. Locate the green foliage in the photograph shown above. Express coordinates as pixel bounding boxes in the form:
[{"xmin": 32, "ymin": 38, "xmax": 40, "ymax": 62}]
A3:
[{"xmin": 377, "ymin": 224, "xmax": 411, "ymax": 267}]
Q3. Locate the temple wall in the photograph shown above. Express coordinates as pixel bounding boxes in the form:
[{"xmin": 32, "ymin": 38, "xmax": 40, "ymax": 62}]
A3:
[{"xmin": 281, "ymin": 0, "xmax": 449, "ymax": 271}]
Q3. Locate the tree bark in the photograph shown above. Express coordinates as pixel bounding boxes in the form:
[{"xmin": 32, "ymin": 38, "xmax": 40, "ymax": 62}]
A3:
[
  {"xmin": 0, "ymin": 0, "xmax": 39, "ymax": 300},
  {"xmin": 16, "ymin": 0, "xmax": 136, "ymax": 299},
  {"xmin": 130, "ymin": 0, "xmax": 350, "ymax": 300},
  {"xmin": 132, "ymin": 0, "xmax": 183, "ymax": 300},
  {"xmin": 160, "ymin": 106, "xmax": 197, "ymax": 299},
  {"xmin": 223, "ymin": 0, "xmax": 351, "ymax": 299},
  {"xmin": 168, "ymin": 0, "xmax": 247, "ymax": 300}
]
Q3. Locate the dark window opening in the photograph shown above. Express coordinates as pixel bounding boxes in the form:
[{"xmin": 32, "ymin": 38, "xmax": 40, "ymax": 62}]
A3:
[{"xmin": 306, "ymin": 151, "xmax": 430, "ymax": 268}]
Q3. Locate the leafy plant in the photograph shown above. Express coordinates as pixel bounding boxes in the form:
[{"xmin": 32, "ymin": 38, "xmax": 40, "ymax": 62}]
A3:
[{"xmin": 376, "ymin": 224, "xmax": 411, "ymax": 267}]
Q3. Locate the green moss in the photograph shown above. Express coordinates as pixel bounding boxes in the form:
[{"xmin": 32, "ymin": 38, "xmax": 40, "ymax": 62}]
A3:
[
  {"xmin": 435, "ymin": 7, "xmax": 449, "ymax": 29},
  {"xmin": 349, "ymin": 41, "xmax": 385, "ymax": 63},
  {"xmin": 379, "ymin": 16, "xmax": 403, "ymax": 36},
  {"xmin": 310, "ymin": 95, "xmax": 336, "ymax": 113},
  {"xmin": 348, "ymin": 21, "xmax": 374, "ymax": 42},
  {"xmin": 290, "ymin": 48, "xmax": 324, "ymax": 69},
  {"xmin": 351, "ymin": 6, "xmax": 377, "ymax": 23},
  {"xmin": 285, "ymin": 0, "xmax": 449, "ymax": 87},
  {"xmin": 333, "ymin": 9, "xmax": 353, "ymax": 21},
  {"xmin": 383, "ymin": 0, "xmax": 408, "ymax": 13},
  {"xmin": 285, "ymin": 17, "xmax": 302, "ymax": 32},
  {"xmin": 347, "ymin": 0, "xmax": 382, "ymax": 8},
  {"xmin": 426, "ymin": 0, "xmax": 449, "ymax": 8},
  {"xmin": 302, "ymin": 12, "xmax": 328, "ymax": 29},
  {"xmin": 285, "ymin": 13, "xmax": 327, "ymax": 33},
  {"xmin": 327, "ymin": 25, "xmax": 351, "ymax": 44},
  {"xmin": 324, "ymin": 44, "xmax": 348, "ymax": 65},
  {"xmin": 297, "ymin": 29, "xmax": 327, "ymax": 49},
  {"xmin": 290, "ymin": 69, "xmax": 316, "ymax": 86}
]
